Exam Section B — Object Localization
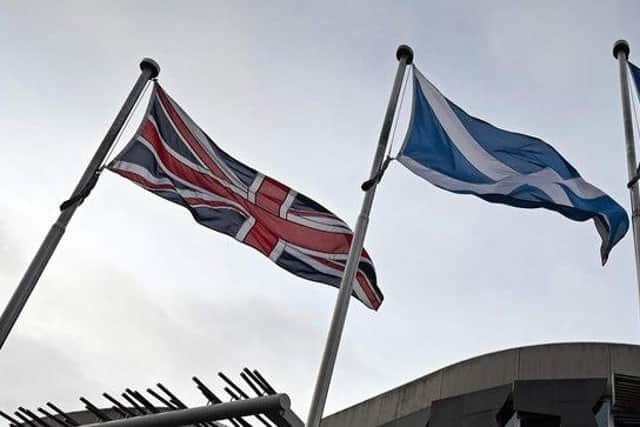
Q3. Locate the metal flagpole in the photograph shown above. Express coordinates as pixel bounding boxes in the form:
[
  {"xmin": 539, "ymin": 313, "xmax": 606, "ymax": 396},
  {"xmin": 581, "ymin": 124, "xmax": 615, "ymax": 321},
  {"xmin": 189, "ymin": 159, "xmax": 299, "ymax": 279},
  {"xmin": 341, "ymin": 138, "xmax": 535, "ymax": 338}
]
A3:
[
  {"xmin": 0, "ymin": 58, "xmax": 160, "ymax": 350},
  {"xmin": 613, "ymin": 40, "xmax": 640, "ymax": 316},
  {"xmin": 305, "ymin": 45, "xmax": 413, "ymax": 427}
]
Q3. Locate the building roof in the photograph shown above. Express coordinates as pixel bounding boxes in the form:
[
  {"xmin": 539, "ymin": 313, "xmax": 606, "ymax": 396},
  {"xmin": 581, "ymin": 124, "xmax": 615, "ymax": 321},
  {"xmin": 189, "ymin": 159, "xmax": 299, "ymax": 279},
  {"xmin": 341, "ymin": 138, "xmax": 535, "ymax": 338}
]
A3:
[{"xmin": 321, "ymin": 342, "xmax": 640, "ymax": 427}]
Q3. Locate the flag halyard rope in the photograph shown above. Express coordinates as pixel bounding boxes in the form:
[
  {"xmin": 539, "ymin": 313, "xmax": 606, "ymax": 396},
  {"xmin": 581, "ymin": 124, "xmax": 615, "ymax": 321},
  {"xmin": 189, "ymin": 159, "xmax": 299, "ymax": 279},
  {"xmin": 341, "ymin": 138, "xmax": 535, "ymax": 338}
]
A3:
[
  {"xmin": 101, "ymin": 79, "xmax": 153, "ymax": 171},
  {"xmin": 59, "ymin": 79, "xmax": 152, "ymax": 211},
  {"xmin": 387, "ymin": 63, "xmax": 411, "ymax": 159},
  {"xmin": 361, "ymin": 66, "xmax": 411, "ymax": 191},
  {"xmin": 628, "ymin": 68, "xmax": 640, "ymax": 189}
]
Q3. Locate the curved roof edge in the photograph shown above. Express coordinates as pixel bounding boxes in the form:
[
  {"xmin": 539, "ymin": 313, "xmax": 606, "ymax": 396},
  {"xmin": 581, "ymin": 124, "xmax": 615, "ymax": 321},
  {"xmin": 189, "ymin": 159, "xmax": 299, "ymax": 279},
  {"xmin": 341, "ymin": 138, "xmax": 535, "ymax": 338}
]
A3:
[
  {"xmin": 324, "ymin": 341, "xmax": 640, "ymax": 426},
  {"xmin": 429, "ymin": 341, "xmax": 639, "ymax": 378}
]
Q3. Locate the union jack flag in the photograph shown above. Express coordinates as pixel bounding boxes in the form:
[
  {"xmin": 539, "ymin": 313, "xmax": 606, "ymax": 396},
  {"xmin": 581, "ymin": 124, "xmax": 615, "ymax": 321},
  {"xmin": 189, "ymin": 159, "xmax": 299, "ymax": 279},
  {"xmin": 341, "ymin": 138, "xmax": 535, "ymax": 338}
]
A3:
[{"xmin": 108, "ymin": 83, "xmax": 383, "ymax": 310}]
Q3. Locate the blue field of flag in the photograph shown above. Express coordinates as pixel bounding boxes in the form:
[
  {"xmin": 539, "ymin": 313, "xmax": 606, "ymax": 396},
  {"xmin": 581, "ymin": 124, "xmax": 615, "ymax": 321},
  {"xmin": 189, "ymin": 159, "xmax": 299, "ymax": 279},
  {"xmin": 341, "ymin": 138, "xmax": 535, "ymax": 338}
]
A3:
[{"xmin": 398, "ymin": 66, "xmax": 629, "ymax": 264}]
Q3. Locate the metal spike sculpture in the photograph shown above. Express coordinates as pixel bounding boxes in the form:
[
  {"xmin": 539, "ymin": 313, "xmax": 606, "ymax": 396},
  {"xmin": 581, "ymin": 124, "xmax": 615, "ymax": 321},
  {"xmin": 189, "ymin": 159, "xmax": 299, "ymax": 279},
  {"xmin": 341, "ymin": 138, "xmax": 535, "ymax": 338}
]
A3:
[{"xmin": 1, "ymin": 369, "xmax": 302, "ymax": 427}]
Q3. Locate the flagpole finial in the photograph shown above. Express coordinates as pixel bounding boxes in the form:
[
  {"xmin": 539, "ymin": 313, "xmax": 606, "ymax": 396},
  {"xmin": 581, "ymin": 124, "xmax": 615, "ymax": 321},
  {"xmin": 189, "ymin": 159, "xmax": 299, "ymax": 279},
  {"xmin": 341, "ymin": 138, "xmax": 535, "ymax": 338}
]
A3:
[
  {"xmin": 397, "ymin": 45, "xmax": 414, "ymax": 65},
  {"xmin": 140, "ymin": 58, "xmax": 161, "ymax": 79},
  {"xmin": 613, "ymin": 40, "xmax": 630, "ymax": 59}
]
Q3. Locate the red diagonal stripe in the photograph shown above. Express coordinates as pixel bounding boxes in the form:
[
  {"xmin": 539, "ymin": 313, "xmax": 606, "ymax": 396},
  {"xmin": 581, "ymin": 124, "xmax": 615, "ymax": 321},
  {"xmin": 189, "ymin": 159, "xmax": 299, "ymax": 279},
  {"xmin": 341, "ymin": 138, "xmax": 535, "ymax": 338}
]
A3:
[
  {"xmin": 145, "ymin": 111, "xmax": 356, "ymax": 252},
  {"xmin": 155, "ymin": 85, "xmax": 230, "ymax": 183},
  {"xmin": 141, "ymin": 121, "xmax": 248, "ymax": 214},
  {"xmin": 150, "ymin": 86, "xmax": 381, "ymax": 305},
  {"xmin": 112, "ymin": 168, "xmax": 175, "ymax": 192},
  {"xmin": 308, "ymin": 253, "xmax": 380, "ymax": 309},
  {"xmin": 244, "ymin": 222, "xmax": 279, "ymax": 256},
  {"xmin": 142, "ymin": 118, "xmax": 355, "ymax": 252}
]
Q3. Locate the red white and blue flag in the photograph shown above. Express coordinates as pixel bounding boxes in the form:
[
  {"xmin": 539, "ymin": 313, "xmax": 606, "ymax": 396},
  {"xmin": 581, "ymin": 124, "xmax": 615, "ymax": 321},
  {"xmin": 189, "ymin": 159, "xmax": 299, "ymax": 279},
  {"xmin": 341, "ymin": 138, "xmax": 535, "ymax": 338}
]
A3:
[{"xmin": 108, "ymin": 83, "xmax": 382, "ymax": 309}]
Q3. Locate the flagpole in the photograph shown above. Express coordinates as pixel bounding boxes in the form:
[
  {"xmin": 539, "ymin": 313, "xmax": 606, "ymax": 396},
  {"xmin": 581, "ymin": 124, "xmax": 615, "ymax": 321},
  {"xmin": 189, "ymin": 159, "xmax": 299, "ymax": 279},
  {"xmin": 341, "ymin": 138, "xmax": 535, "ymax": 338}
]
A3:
[
  {"xmin": 613, "ymin": 40, "xmax": 640, "ymax": 316},
  {"xmin": 305, "ymin": 45, "xmax": 413, "ymax": 427},
  {"xmin": 0, "ymin": 58, "xmax": 160, "ymax": 350}
]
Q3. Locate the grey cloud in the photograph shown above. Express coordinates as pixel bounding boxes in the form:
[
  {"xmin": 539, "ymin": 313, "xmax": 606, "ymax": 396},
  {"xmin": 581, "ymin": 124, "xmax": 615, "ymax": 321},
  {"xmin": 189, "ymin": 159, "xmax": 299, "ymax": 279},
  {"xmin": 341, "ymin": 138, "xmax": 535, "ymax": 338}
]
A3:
[
  {"xmin": 2, "ymin": 1, "xmax": 640, "ymax": 423},
  {"xmin": 0, "ymin": 333, "xmax": 102, "ymax": 411},
  {"xmin": 0, "ymin": 217, "xmax": 20, "ymax": 277},
  {"xmin": 0, "ymin": 252, "xmax": 375, "ymax": 416}
]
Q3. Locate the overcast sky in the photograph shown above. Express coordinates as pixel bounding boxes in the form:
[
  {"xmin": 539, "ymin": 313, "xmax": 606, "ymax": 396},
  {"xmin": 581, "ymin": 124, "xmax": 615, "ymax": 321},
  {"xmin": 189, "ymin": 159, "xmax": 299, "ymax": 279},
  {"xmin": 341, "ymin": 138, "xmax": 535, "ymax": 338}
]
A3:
[{"xmin": 2, "ymin": 0, "xmax": 640, "ymax": 424}]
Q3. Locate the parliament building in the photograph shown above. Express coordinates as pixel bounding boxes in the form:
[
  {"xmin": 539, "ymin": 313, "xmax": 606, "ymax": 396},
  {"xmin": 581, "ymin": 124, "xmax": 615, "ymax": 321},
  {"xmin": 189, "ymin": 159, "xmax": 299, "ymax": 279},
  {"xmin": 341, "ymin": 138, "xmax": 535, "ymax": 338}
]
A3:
[{"xmin": 322, "ymin": 342, "xmax": 640, "ymax": 427}]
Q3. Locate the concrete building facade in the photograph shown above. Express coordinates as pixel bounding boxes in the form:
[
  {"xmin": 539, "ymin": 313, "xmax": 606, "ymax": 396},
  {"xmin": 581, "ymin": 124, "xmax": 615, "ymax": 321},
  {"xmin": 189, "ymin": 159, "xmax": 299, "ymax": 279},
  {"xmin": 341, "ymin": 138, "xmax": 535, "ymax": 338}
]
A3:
[{"xmin": 321, "ymin": 342, "xmax": 640, "ymax": 427}]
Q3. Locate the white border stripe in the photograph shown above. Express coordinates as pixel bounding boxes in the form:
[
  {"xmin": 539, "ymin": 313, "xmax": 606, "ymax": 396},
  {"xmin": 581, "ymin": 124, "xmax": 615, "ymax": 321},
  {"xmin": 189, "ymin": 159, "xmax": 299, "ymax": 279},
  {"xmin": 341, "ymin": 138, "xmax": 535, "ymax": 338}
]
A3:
[
  {"xmin": 140, "ymin": 124, "xmax": 247, "ymax": 200},
  {"xmin": 111, "ymin": 161, "xmax": 173, "ymax": 187},
  {"xmin": 147, "ymin": 117, "xmax": 211, "ymax": 175},
  {"xmin": 414, "ymin": 68, "xmax": 517, "ymax": 181},
  {"xmin": 248, "ymin": 174, "xmax": 265, "ymax": 203},
  {"xmin": 282, "ymin": 245, "xmax": 372, "ymax": 308},
  {"xmin": 285, "ymin": 214, "xmax": 352, "ymax": 234},
  {"xmin": 156, "ymin": 97, "xmax": 209, "ymax": 172},
  {"xmin": 166, "ymin": 93, "xmax": 247, "ymax": 190},
  {"xmin": 236, "ymin": 217, "xmax": 256, "ymax": 241},
  {"xmin": 113, "ymin": 160, "xmax": 250, "ymax": 213},
  {"xmin": 136, "ymin": 137, "xmax": 249, "ymax": 214},
  {"xmin": 279, "ymin": 191, "xmax": 297, "ymax": 218},
  {"xmin": 269, "ymin": 239, "xmax": 286, "ymax": 261},
  {"xmin": 398, "ymin": 155, "xmax": 605, "ymax": 206}
]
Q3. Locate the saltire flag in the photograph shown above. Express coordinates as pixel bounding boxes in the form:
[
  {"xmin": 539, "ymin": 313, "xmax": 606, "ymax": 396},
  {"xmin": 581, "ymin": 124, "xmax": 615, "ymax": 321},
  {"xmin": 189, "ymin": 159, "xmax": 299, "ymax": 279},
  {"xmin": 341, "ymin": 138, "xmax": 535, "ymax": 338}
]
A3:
[
  {"xmin": 398, "ymin": 65, "xmax": 629, "ymax": 264},
  {"xmin": 629, "ymin": 61, "xmax": 640, "ymax": 101},
  {"xmin": 107, "ymin": 82, "xmax": 382, "ymax": 309}
]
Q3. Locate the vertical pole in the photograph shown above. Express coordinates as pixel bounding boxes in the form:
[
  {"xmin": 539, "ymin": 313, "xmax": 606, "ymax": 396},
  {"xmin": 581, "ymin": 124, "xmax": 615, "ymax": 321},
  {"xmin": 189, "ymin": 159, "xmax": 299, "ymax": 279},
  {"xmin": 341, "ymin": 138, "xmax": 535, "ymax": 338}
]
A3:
[
  {"xmin": 0, "ymin": 58, "xmax": 160, "ymax": 350},
  {"xmin": 613, "ymin": 40, "xmax": 640, "ymax": 317},
  {"xmin": 305, "ymin": 45, "xmax": 413, "ymax": 427}
]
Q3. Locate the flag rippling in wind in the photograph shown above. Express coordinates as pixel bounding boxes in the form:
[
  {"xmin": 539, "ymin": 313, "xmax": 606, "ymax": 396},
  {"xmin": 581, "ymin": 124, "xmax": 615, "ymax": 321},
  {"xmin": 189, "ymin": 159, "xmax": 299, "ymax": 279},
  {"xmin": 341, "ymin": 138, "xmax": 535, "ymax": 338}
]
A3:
[
  {"xmin": 629, "ymin": 61, "xmax": 640, "ymax": 103},
  {"xmin": 108, "ymin": 83, "xmax": 382, "ymax": 309},
  {"xmin": 398, "ymin": 66, "xmax": 629, "ymax": 264}
]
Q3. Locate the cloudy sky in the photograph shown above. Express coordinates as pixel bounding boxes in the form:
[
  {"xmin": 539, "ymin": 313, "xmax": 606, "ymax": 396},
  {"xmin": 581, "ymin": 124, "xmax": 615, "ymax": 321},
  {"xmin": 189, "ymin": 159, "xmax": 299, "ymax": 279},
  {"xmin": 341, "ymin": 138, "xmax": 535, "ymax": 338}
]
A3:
[{"xmin": 2, "ymin": 0, "xmax": 640, "ymax": 423}]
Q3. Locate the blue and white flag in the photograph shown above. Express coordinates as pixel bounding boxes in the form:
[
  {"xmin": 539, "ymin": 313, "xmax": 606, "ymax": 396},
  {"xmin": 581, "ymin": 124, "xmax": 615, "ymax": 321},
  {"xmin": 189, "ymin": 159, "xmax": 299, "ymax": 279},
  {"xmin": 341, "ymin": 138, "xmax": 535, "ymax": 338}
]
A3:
[
  {"xmin": 629, "ymin": 61, "xmax": 640, "ymax": 100},
  {"xmin": 398, "ymin": 66, "xmax": 629, "ymax": 264}
]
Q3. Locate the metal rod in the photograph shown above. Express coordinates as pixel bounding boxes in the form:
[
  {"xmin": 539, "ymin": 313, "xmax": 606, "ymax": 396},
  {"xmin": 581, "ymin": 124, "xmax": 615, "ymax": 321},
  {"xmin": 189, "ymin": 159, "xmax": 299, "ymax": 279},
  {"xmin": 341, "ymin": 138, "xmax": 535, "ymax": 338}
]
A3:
[
  {"xmin": 37, "ymin": 408, "xmax": 73, "ymax": 427},
  {"xmin": 252, "ymin": 370, "xmax": 276, "ymax": 395},
  {"xmin": 219, "ymin": 373, "xmax": 272, "ymax": 427},
  {"xmin": 234, "ymin": 415, "xmax": 253, "ymax": 427},
  {"xmin": 192, "ymin": 377, "xmax": 249, "ymax": 427},
  {"xmin": 614, "ymin": 39, "xmax": 640, "ymax": 317},
  {"xmin": 225, "ymin": 386, "xmax": 241, "ymax": 401},
  {"xmin": 244, "ymin": 369, "xmax": 271, "ymax": 396},
  {"xmin": 80, "ymin": 397, "xmax": 112, "ymax": 422},
  {"xmin": 219, "ymin": 384, "xmax": 254, "ymax": 427},
  {"xmin": 153, "ymin": 384, "xmax": 212, "ymax": 427},
  {"xmin": 103, "ymin": 393, "xmax": 137, "ymax": 417},
  {"xmin": 192, "ymin": 377, "xmax": 222, "ymax": 404},
  {"xmin": 305, "ymin": 44, "xmax": 413, "ymax": 427},
  {"xmin": 14, "ymin": 411, "xmax": 38, "ymax": 427},
  {"xmin": 240, "ymin": 372, "xmax": 264, "ymax": 396},
  {"xmin": 46, "ymin": 403, "xmax": 79, "ymax": 426},
  {"xmin": 219, "ymin": 372, "xmax": 250, "ymax": 399},
  {"xmin": 146, "ymin": 389, "xmax": 214, "ymax": 427},
  {"xmin": 0, "ymin": 58, "xmax": 160, "ymax": 350},
  {"xmin": 121, "ymin": 393, "xmax": 146, "ymax": 415},
  {"xmin": 125, "ymin": 389, "xmax": 159, "ymax": 413},
  {"xmin": 156, "ymin": 383, "xmax": 187, "ymax": 409},
  {"xmin": 80, "ymin": 394, "xmax": 289, "ymax": 427},
  {"xmin": 146, "ymin": 388, "xmax": 178, "ymax": 409},
  {"xmin": 0, "ymin": 409, "xmax": 22, "ymax": 426},
  {"xmin": 19, "ymin": 407, "xmax": 51, "ymax": 427}
]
